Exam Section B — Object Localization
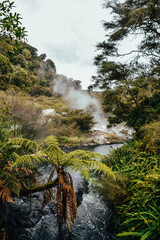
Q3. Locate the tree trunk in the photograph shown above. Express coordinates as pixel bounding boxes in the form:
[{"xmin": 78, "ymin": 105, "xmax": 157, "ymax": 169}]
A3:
[{"xmin": 19, "ymin": 178, "xmax": 58, "ymax": 196}]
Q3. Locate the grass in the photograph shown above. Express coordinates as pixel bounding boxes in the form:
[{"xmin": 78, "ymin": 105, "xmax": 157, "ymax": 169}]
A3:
[
  {"xmin": 57, "ymin": 134, "xmax": 94, "ymax": 147},
  {"xmin": 0, "ymin": 89, "xmax": 68, "ymax": 112}
]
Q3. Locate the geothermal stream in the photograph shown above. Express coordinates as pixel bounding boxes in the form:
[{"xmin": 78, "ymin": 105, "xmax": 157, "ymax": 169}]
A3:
[{"xmin": 6, "ymin": 76, "xmax": 129, "ymax": 239}]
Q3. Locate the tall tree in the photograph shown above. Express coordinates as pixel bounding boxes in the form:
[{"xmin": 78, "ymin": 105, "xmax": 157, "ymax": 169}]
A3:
[{"xmin": 90, "ymin": 0, "xmax": 160, "ymax": 132}]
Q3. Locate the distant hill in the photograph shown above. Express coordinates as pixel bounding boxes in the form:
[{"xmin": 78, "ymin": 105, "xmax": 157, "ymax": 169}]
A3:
[{"xmin": 0, "ymin": 35, "xmax": 56, "ymax": 96}]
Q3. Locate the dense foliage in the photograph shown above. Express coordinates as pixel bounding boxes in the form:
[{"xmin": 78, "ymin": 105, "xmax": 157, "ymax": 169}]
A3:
[
  {"xmin": 91, "ymin": 1, "xmax": 160, "ymax": 239},
  {"xmin": 0, "ymin": 35, "xmax": 56, "ymax": 96},
  {"xmin": 90, "ymin": 0, "xmax": 160, "ymax": 133},
  {"xmin": 0, "ymin": 0, "xmax": 27, "ymax": 41},
  {"xmin": 101, "ymin": 140, "xmax": 160, "ymax": 240}
]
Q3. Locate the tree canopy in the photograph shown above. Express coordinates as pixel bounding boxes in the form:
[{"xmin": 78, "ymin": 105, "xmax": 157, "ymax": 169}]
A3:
[
  {"xmin": 90, "ymin": 0, "xmax": 160, "ymax": 133},
  {"xmin": 95, "ymin": 0, "xmax": 160, "ymax": 63}
]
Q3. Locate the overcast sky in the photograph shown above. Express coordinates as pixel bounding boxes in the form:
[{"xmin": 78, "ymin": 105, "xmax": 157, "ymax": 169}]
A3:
[{"xmin": 13, "ymin": 0, "xmax": 111, "ymax": 89}]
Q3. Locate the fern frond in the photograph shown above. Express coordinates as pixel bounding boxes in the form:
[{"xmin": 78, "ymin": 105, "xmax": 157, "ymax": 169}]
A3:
[
  {"xmin": 62, "ymin": 150, "xmax": 116, "ymax": 180},
  {"xmin": 44, "ymin": 136, "xmax": 65, "ymax": 166},
  {"xmin": 8, "ymin": 138, "xmax": 42, "ymax": 152},
  {"xmin": 44, "ymin": 136, "xmax": 59, "ymax": 147},
  {"xmin": 0, "ymin": 186, "xmax": 14, "ymax": 203},
  {"xmin": 44, "ymin": 146, "xmax": 64, "ymax": 166},
  {"xmin": 12, "ymin": 153, "xmax": 47, "ymax": 168},
  {"xmin": 1, "ymin": 172, "xmax": 21, "ymax": 196},
  {"xmin": 63, "ymin": 150, "xmax": 103, "ymax": 163}
]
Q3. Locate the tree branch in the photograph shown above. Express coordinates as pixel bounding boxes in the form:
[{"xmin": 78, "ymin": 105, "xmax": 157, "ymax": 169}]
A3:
[
  {"xmin": 116, "ymin": 49, "xmax": 159, "ymax": 58},
  {"xmin": 19, "ymin": 178, "xmax": 58, "ymax": 196}
]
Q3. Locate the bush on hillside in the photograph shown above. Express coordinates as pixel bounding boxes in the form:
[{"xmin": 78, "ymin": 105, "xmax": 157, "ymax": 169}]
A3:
[
  {"xmin": 0, "ymin": 53, "xmax": 12, "ymax": 74},
  {"xmin": 68, "ymin": 109, "xmax": 95, "ymax": 132}
]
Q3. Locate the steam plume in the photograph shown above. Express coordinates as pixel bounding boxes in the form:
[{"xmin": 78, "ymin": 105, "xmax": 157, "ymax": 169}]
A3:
[{"xmin": 53, "ymin": 75, "xmax": 107, "ymax": 131}]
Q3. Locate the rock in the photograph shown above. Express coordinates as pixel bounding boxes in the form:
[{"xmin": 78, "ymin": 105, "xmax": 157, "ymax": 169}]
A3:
[
  {"xmin": 93, "ymin": 135, "xmax": 110, "ymax": 145},
  {"xmin": 86, "ymin": 131, "xmax": 124, "ymax": 146},
  {"xmin": 42, "ymin": 109, "xmax": 55, "ymax": 116},
  {"xmin": 6, "ymin": 150, "xmax": 117, "ymax": 240}
]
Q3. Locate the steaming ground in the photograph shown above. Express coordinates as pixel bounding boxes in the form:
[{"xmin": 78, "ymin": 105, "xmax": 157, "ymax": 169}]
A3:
[
  {"xmin": 53, "ymin": 75, "xmax": 107, "ymax": 128},
  {"xmin": 53, "ymin": 75, "xmax": 133, "ymax": 139}
]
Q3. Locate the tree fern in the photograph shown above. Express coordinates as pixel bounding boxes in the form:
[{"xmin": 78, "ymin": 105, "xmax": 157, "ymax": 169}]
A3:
[
  {"xmin": 9, "ymin": 136, "xmax": 65, "ymax": 168},
  {"xmin": 1, "ymin": 136, "xmax": 116, "ymax": 233},
  {"xmin": 44, "ymin": 136, "xmax": 65, "ymax": 167}
]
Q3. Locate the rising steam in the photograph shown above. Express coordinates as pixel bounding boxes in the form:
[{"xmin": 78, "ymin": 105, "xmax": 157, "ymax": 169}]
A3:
[{"xmin": 53, "ymin": 75, "xmax": 107, "ymax": 131}]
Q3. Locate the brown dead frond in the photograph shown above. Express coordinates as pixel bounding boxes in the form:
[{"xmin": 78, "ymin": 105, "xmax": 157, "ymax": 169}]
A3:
[
  {"xmin": 56, "ymin": 167, "xmax": 77, "ymax": 232},
  {"xmin": 42, "ymin": 168, "xmax": 55, "ymax": 208},
  {"xmin": 0, "ymin": 180, "xmax": 14, "ymax": 204}
]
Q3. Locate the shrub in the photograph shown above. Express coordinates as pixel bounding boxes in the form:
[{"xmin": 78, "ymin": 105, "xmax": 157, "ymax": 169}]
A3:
[
  {"xmin": 5, "ymin": 94, "xmax": 43, "ymax": 139},
  {"xmin": 22, "ymin": 48, "xmax": 32, "ymax": 60},
  {"xmin": 29, "ymin": 84, "xmax": 52, "ymax": 97},
  {"xmin": 141, "ymin": 120, "xmax": 160, "ymax": 148},
  {"xmin": 0, "ymin": 53, "xmax": 12, "ymax": 74},
  {"xmin": 11, "ymin": 66, "xmax": 30, "ymax": 87},
  {"xmin": 68, "ymin": 109, "xmax": 95, "ymax": 132},
  {"xmin": 0, "ymin": 102, "xmax": 13, "ymax": 142},
  {"xmin": 15, "ymin": 54, "xmax": 27, "ymax": 68},
  {"xmin": 126, "ymin": 92, "xmax": 160, "ymax": 132}
]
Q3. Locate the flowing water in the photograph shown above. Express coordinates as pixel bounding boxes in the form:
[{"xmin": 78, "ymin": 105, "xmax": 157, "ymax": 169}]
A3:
[{"xmin": 7, "ymin": 144, "xmax": 122, "ymax": 240}]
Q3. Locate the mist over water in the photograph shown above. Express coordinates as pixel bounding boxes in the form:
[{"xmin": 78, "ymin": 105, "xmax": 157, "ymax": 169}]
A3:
[{"xmin": 53, "ymin": 75, "xmax": 107, "ymax": 131}]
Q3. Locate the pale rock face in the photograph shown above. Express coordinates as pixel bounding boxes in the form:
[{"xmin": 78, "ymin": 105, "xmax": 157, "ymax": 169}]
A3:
[
  {"xmin": 93, "ymin": 135, "xmax": 110, "ymax": 145},
  {"xmin": 42, "ymin": 109, "xmax": 56, "ymax": 116}
]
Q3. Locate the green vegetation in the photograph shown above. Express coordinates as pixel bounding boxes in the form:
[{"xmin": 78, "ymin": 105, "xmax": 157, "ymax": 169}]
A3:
[
  {"xmin": 90, "ymin": 1, "xmax": 160, "ymax": 239},
  {"xmin": 0, "ymin": 90, "xmax": 95, "ymax": 141},
  {"xmin": 0, "ymin": 35, "xmax": 56, "ymax": 95},
  {"xmin": 100, "ymin": 139, "xmax": 160, "ymax": 240},
  {"xmin": 0, "ymin": 0, "xmax": 160, "ymax": 239},
  {"xmin": 90, "ymin": 0, "xmax": 160, "ymax": 134},
  {"xmin": 0, "ymin": 135, "xmax": 115, "ymax": 235},
  {"xmin": 0, "ymin": 0, "xmax": 27, "ymax": 41}
]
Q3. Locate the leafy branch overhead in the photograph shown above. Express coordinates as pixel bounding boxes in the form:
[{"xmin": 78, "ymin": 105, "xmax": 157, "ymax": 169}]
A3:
[
  {"xmin": 0, "ymin": 0, "xmax": 27, "ymax": 41},
  {"xmin": 102, "ymin": 0, "xmax": 160, "ymax": 59}
]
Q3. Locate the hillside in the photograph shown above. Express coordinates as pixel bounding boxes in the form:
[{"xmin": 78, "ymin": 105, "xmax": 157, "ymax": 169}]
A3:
[
  {"xmin": 0, "ymin": 35, "xmax": 56, "ymax": 96},
  {"xmin": 0, "ymin": 37, "xmax": 124, "ymax": 145}
]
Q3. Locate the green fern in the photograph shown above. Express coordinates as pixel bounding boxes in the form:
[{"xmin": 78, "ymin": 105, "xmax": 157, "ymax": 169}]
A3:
[
  {"xmin": 12, "ymin": 153, "xmax": 46, "ymax": 168},
  {"xmin": 9, "ymin": 138, "xmax": 42, "ymax": 152},
  {"xmin": 62, "ymin": 150, "xmax": 116, "ymax": 180},
  {"xmin": 117, "ymin": 232, "xmax": 143, "ymax": 237},
  {"xmin": 1, "ymin": 135, "xmax": 116, "ymax": 232},
  {"xmin": 44, "ymin": 136, "xmax": 65, "ymax": 166},
  {"xmin": 9, "ymin": 137, "xmax": 116, "ymax": 180}
]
